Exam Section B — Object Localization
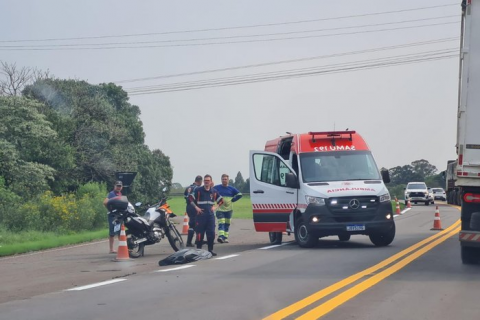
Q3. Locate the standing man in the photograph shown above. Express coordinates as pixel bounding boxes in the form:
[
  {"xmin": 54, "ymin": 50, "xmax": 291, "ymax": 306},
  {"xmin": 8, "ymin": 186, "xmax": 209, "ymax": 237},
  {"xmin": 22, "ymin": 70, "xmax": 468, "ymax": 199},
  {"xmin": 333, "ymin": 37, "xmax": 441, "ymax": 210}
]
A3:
[
  {"xmin": 184, "ymin": 175, "xmax": 203, "ymax": 247},
  {"xmin": 214, "ymin": 174, "xmax": 243, "ymax": 243},
  {"xmin": 188, "ymin": 174, "xmax": 223, "ymax": 256},
  {"xmin": 103, "ymin": 181, "xmax": 123, "ymax": 254}
]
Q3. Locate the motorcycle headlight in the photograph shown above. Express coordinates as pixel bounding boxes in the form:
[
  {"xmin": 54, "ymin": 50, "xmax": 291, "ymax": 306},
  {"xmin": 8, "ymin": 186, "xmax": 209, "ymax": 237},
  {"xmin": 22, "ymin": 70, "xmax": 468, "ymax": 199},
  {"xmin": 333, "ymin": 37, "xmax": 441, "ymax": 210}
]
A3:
[
  {"xmin": 305, "ymin": 195, "xmax": 325, "ymax": 206},
  {"xmin": 127, "ymin": 202, "xmax": 135, "ymax": 213},
  {"xmin": 379, "ymin": 193, "xmax": 391, "ymax": 202}
]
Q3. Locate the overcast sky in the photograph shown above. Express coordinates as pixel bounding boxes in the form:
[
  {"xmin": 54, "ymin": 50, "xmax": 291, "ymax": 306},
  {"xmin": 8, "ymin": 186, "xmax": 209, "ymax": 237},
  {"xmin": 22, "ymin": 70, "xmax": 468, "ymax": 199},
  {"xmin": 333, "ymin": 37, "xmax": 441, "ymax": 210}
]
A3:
[{"xmin": 0, "ymin": 0, "xmax": 461, "ymax": 186}]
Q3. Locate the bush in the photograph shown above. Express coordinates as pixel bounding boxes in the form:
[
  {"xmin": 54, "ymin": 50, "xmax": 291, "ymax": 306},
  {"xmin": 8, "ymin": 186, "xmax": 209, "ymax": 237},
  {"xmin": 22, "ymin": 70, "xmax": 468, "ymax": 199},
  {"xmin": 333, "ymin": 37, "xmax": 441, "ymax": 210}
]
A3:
[
  {"xmin": 0, "ymin": 177, "xmax": 22, "ymax": 226},
  {"xmin": 2, "ymin": 182, "xmax": 109, "ymax": 233}
]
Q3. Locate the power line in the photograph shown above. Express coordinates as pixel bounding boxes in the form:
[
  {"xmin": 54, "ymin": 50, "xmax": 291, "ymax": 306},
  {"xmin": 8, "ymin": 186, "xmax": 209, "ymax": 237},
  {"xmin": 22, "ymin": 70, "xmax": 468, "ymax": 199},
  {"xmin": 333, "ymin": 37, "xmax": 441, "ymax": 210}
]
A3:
[
  {"xmin": 114, "ymin": 37, "xmax": 459, "ymax": 84},
  {"xmin": 125, "ymin": 50, "xmax": 458, "ymax": 95},
  {"xmin": 0, "ymin": 21, "xmax": 459, "ymax": 51},
  {"xmin": 0, "ymin": 3, "xmax": 458, "ymax": 43},
  {"xmin": 127, "ymin": 55, "xmax": 457, "ymax": 94},
  {"xmin": 0, "ymin": 15, "xmax": 458, "ymax": 48},
  {"xmin": 126, "ymin": 49, "xmax": 458, "ymax": 92}
]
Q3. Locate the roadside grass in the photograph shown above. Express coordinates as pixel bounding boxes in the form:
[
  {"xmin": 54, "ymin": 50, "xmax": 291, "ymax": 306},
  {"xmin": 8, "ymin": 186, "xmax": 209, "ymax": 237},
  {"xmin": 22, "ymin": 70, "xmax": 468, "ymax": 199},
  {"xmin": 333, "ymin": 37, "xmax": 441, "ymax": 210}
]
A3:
[
  {"xmin": 0, "ymin": 228, "xmax": 107, "ymax": 257},
  {"xmin": 0, "ymin": 196, "xmax": 400, "ymax": 256}
]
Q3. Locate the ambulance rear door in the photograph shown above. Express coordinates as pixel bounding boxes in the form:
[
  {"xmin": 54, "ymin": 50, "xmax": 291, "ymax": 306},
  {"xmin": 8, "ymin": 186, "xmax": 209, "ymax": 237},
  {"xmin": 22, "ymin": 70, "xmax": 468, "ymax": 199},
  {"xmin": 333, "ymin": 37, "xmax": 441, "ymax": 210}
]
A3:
[{"xmin": 249, "ymin": 150, "xmax": 298, "ymax": 232}]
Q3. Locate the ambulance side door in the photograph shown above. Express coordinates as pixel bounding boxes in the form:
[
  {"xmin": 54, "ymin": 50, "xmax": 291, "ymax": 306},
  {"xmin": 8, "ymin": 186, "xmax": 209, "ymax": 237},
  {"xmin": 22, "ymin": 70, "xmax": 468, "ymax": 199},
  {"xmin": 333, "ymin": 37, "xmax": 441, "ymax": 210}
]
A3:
[{"xmin": 249, "ymin": 150, "xmax": 298, "ymax": 232}]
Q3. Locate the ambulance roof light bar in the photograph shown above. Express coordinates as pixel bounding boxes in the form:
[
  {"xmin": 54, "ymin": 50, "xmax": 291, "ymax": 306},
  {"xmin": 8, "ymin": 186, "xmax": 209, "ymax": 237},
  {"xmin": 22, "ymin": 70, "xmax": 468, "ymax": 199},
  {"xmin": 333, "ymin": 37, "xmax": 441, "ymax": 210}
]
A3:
[{"xmin": 308, "ymin": 131, "xmax": 356, "ymax": 144}]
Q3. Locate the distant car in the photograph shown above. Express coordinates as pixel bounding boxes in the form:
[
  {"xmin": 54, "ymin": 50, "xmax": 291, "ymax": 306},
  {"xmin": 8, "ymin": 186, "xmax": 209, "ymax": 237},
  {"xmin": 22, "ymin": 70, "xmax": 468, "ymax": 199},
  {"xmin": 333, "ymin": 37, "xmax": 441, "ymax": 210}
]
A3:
[
  {"xmin": 432, "ymin": 188, "xmax": 446, "ymax": 201},
  {"xmin": 427, "ymin": 188, "xmax": 435, "ymax": 204},
  {"xmin": 405, "ymin": 182, "xmax": 431, "ymax": 205}
]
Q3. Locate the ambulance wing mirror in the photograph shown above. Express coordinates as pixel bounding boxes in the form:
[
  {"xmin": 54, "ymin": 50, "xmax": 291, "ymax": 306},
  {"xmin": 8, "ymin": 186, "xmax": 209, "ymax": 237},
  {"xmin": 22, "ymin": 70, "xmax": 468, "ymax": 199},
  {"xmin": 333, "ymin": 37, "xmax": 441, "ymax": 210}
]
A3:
[
  {"xmin": 286, "ymin": 173, "xmax": 299, "ymax": 189},
  {"xmin": 380, "ymin": 169, "xmax": 390, "ymax": 184}
]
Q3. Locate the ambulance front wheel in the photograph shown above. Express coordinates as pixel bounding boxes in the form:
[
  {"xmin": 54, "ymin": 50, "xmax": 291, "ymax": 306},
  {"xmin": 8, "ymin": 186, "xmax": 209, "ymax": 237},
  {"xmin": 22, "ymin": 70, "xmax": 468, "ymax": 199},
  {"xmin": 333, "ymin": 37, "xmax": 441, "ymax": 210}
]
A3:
[
  {"xmin": 269, "ymin": 232, "xmax": 283, "ymax": 245},
  {"xmin": 294, "ymin": 218, "xmax": 318, "ymax": 248},
  {"xmin": 369, "ymin": 224, "xmax": 395, "ymax": 247}
]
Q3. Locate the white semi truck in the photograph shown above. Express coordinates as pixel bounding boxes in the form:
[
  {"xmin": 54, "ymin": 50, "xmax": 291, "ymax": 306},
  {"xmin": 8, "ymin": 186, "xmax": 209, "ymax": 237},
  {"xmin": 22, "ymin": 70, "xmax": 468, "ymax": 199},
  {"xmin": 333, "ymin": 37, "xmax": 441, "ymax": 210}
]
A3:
[{"xmin": 454, "ymin": 0, "xmax": 480, "ymax": 264}]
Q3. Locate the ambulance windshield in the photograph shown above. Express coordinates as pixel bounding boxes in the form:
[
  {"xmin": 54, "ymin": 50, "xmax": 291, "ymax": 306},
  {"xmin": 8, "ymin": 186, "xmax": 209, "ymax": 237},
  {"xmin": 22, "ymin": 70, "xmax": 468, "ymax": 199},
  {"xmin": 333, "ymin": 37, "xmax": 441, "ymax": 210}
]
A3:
[{"xmin": 300, "ymin": 151, "xmax": 381, "ymax": 182}]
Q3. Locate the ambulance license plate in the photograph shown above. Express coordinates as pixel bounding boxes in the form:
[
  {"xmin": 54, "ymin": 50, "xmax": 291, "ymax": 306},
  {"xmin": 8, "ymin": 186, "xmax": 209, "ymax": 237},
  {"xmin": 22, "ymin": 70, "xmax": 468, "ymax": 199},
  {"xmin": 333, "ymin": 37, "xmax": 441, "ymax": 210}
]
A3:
[
  {"xmin": 346, "ymin": 224, "xmax": 365, "ymax": 231},
  {"xmin": 114, "ymin": 223, "xmax": 121, "ymax": 233}
]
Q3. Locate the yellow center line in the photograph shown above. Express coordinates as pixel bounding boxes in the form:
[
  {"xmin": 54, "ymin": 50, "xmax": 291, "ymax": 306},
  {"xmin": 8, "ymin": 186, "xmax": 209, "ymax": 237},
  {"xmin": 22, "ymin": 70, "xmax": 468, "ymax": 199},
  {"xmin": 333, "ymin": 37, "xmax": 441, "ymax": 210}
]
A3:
[
  {"xmin": 297, "ymin": 226, "xmax": 460, "ymax": 320},
  {"xmin": 263, "ymin": 219, "xmax": 461, "ymax": 320}
]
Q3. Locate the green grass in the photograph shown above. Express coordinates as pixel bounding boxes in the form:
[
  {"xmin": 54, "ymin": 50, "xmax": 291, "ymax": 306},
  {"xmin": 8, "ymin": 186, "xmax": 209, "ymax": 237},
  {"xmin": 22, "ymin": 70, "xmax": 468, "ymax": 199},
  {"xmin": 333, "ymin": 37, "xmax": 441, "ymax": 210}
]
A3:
[
  {"xmin": 0, "ymin": 229, "xmax": 108, "ymax": 257},
  {"xmin": 167, "ymin": 195, "xmax": 253, "ymax": 219}
]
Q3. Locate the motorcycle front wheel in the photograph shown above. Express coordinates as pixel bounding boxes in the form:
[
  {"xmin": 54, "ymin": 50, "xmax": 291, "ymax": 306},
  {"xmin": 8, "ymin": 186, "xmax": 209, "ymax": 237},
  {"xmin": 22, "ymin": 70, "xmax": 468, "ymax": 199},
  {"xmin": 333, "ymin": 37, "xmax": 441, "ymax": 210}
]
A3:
[
  {"xmin": 127, "ymin": 234, "xmax": 145, "ymax": 258},
  {"xmin": 166, "ymin": 223, "xmax": 185, "ymax": 252}
]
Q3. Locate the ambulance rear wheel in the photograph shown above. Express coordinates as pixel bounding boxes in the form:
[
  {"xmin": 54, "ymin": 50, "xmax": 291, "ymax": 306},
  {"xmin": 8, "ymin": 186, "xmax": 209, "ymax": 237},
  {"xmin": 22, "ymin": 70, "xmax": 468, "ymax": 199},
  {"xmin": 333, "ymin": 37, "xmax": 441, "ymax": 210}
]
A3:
[
  {"xmin": 294, "ymin": 218, "xmax": 318, "ymax": 248},
  {"xmin": 269, "ymin": 232, "xmax": 283, "ymax": 245}
]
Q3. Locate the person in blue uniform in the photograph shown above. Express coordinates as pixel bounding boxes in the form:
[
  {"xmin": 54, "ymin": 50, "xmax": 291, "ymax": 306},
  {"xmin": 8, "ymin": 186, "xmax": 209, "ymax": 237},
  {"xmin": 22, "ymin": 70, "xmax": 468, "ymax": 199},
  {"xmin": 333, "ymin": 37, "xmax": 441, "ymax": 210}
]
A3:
[
  {"xmin": 214, "ymin": 174, "xmax": 243, "ymax": 243},
  {"xmin": 188, "ymin": 174, "xmax": 223, "ymax": 256},
  {"xmin": 184, "ymin": 175, "xmax": 203, "ymax": 247}
]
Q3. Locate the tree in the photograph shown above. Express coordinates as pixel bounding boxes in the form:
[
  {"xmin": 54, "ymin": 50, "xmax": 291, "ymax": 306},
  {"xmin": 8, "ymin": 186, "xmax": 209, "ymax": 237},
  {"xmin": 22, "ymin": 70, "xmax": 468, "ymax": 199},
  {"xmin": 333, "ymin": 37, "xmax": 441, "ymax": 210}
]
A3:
[
  {"xmin": 243, "ymin": 178, "xmax": 250, "ymax": 193},
  {"xmin": 411, "ymin": 159, "xmax": 437, "ymax": 180},
  {"xmin": 0, "ymin": 61, "xmax": 51, "ymax": 96},
  {"xmin": 0, "ymin": 96, "xmax": 68, "ymax": 196},
  {"xmin": 388, "ymin": 159, "xmax": 437, "ymax": 186},
  {"xmin": 234, "ymin": 172, "xmax": 245, "ymax": 191},
  {"xmin": 23, "ymin": 79, "xmax": 152, "ymax": 187},
  {"xmin": 388, "ymin": 165, "xmax": 420, "ymax": 185}
]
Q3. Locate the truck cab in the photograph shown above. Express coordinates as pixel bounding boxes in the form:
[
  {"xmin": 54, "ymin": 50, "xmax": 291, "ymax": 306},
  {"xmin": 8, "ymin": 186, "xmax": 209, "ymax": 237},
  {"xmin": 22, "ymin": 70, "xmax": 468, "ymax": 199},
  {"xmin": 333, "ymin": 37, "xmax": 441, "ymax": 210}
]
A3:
[{"xmin": 249, "ymin": 130, "xmax": 395, "ymax": 248}]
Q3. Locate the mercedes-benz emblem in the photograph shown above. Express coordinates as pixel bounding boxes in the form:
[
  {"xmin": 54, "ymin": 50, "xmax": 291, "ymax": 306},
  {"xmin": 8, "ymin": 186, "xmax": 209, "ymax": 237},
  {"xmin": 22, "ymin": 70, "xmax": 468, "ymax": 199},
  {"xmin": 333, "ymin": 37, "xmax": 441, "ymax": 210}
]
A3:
[{"xmin": 349, "ymin": 199, "xmax": 360, "ymax": 209}]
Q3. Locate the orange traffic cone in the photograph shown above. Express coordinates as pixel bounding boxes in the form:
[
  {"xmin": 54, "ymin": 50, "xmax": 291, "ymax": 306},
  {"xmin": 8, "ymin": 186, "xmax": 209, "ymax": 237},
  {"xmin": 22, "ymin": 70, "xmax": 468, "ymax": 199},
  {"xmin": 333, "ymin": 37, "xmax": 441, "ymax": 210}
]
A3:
[
  {"xmin": 113, "ymin": 224, "xmax": 131, "ymax": 261},
  {"xmin": 406, "ymin": 199, "xmax": 412, "ymax": 208},
  {"xmin": 395, "ymin": 197, "xmax": 401, "ymax": 214},
  {"xmin": 182, "ymin": 213, "xmax": 189, "ymax": 235},
  {"xmin": 431, "ymin": 206, "xmax": 444, "ymax": 230}
]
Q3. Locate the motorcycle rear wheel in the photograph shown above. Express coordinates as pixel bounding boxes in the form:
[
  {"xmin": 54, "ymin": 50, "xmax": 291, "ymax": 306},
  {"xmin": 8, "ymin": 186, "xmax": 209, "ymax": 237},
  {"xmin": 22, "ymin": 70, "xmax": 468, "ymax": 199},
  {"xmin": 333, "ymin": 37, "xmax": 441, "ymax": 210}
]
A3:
[
  {"xmin": 127, "ymin": 234, "xmax": 145, "ymax": 258},
  {"xmin": 166, "ymin": 223, "xmax": 185, "ymax": 252}
]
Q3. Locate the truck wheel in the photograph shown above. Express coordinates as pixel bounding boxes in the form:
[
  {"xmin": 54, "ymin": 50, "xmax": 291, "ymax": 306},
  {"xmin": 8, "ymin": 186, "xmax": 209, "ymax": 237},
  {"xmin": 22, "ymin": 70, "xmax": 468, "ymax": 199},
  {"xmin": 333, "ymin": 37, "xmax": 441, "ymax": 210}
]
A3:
[
  {"xmin": 294, "ymin": 218, "xmax": 318, "ymax": 248},
  {"xmin": 338, "ymin": 234, "xmax": 351, "ymax": 241},
  {"xmin": 268, "ymin": 232, "xmax": 283, "ymax": 245},
  {"xmin": 470, "ymin": 212, "xmax": 480, "ymax": 231},
  {"xmin": 369, "ymin": 224, "xmax": 395, "ymax": 247},
  {"xmin": 425, "ymin": 201, "xmax": 429, "ymax": 206},
  {"xmin": 461, "ymin": 246, "xmax": 480, "ymax": 265}
]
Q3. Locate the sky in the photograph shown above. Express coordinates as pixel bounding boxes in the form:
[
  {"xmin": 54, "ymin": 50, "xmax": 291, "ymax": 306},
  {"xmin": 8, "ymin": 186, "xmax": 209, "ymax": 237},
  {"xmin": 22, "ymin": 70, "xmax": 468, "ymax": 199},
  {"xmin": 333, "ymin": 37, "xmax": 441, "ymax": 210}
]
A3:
[{"xmin": 0, "ymin": 0, "xmax": 461, "ymax": 186}]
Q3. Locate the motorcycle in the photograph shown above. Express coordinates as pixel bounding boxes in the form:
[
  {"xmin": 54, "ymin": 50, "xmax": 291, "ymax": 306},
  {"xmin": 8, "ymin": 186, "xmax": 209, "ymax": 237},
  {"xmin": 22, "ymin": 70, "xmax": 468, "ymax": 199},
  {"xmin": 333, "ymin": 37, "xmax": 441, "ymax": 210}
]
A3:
[{"xmin": 107, "ymin": 195, "xmax": 185, "ymax": 258}]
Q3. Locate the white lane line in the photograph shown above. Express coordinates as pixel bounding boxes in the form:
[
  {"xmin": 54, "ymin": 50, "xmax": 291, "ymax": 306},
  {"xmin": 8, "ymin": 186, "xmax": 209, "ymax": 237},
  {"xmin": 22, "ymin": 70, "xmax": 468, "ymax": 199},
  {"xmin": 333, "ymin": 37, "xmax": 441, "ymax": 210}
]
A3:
[
  {"xmin": 155, "ymin": 265, "xmax": 196, "ymax": 272},
  {"xmin": 215, "ymin": 254, "xmax": 239, "ymax": 260},
  {"xmin": 258, "ymin": 242, "xmax": 291, "ymax": 250},
  {"xmin": 66, "ymin": 279, "xmax": 127, "ymax": 291},
  {"xmin": 400, "ymin": 208, "xmax": 411, "ymax": 215}
]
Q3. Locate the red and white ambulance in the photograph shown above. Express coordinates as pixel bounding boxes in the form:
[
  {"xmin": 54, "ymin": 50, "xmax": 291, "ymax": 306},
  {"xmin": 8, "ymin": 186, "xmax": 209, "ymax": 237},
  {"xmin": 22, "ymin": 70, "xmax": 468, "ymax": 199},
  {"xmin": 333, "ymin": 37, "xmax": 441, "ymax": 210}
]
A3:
[{"xmin": 249, "ymin": 130, "xmax": 395, "ymax": 248}]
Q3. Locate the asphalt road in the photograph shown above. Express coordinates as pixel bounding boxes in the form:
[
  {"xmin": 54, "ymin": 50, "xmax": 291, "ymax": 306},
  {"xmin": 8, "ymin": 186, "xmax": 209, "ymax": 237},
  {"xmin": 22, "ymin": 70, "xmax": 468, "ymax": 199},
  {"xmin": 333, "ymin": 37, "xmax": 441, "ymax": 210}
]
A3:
[{"xmin": 1, "ymin": 203, "xmax": 479, "ymax": 320}]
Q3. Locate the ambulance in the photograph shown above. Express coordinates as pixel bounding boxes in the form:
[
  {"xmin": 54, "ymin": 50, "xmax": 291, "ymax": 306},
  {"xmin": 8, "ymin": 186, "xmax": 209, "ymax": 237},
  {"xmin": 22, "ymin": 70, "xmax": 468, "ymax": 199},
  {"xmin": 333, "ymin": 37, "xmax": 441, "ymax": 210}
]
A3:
[{"xmin": 249, "ymin": 130, "xmax": 395, "ymax": 248}]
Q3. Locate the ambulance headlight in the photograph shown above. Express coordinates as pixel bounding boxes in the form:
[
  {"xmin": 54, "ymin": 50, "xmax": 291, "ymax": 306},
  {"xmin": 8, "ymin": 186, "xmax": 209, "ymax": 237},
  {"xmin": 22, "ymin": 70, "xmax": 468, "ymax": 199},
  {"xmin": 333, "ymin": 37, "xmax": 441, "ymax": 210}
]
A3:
[
  {"xmin": 379, "ymin": 193, "xmax": 391, "ymax": 202},
  {"xmin": 305, "ymin": 196, "xmax": 326, "ymax": 206}
]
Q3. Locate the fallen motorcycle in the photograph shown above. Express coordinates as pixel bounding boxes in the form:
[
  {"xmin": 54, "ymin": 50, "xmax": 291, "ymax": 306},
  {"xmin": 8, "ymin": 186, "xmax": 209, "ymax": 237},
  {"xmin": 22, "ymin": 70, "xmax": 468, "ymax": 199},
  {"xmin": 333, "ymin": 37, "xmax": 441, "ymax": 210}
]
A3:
[{"xmin": 107, "ymin": 195, "xmax": 185, "ymax": 258}]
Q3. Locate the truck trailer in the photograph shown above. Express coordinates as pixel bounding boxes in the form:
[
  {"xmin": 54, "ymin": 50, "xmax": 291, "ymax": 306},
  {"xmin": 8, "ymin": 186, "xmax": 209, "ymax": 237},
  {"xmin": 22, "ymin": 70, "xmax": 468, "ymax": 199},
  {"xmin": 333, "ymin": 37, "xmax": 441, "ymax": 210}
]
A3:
[{"xmin": 454, "ymin": 0, "xmax": 480, "ymax": 264}]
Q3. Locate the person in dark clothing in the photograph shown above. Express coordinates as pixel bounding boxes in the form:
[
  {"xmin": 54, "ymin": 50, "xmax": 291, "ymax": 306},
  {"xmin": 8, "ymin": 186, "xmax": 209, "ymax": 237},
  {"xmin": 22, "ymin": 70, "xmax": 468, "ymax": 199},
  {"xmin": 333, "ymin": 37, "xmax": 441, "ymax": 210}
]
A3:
[
  {"xmin": 103, "ymin": 180, "xmax": 123, "ymax": 254},
  {"xmin": 188, "ymin": 174, "xmax": 223, "ymax": 256},
  {"xmin": 184, "ymin": 175, "xmax": 203, "ymax": 247}
]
